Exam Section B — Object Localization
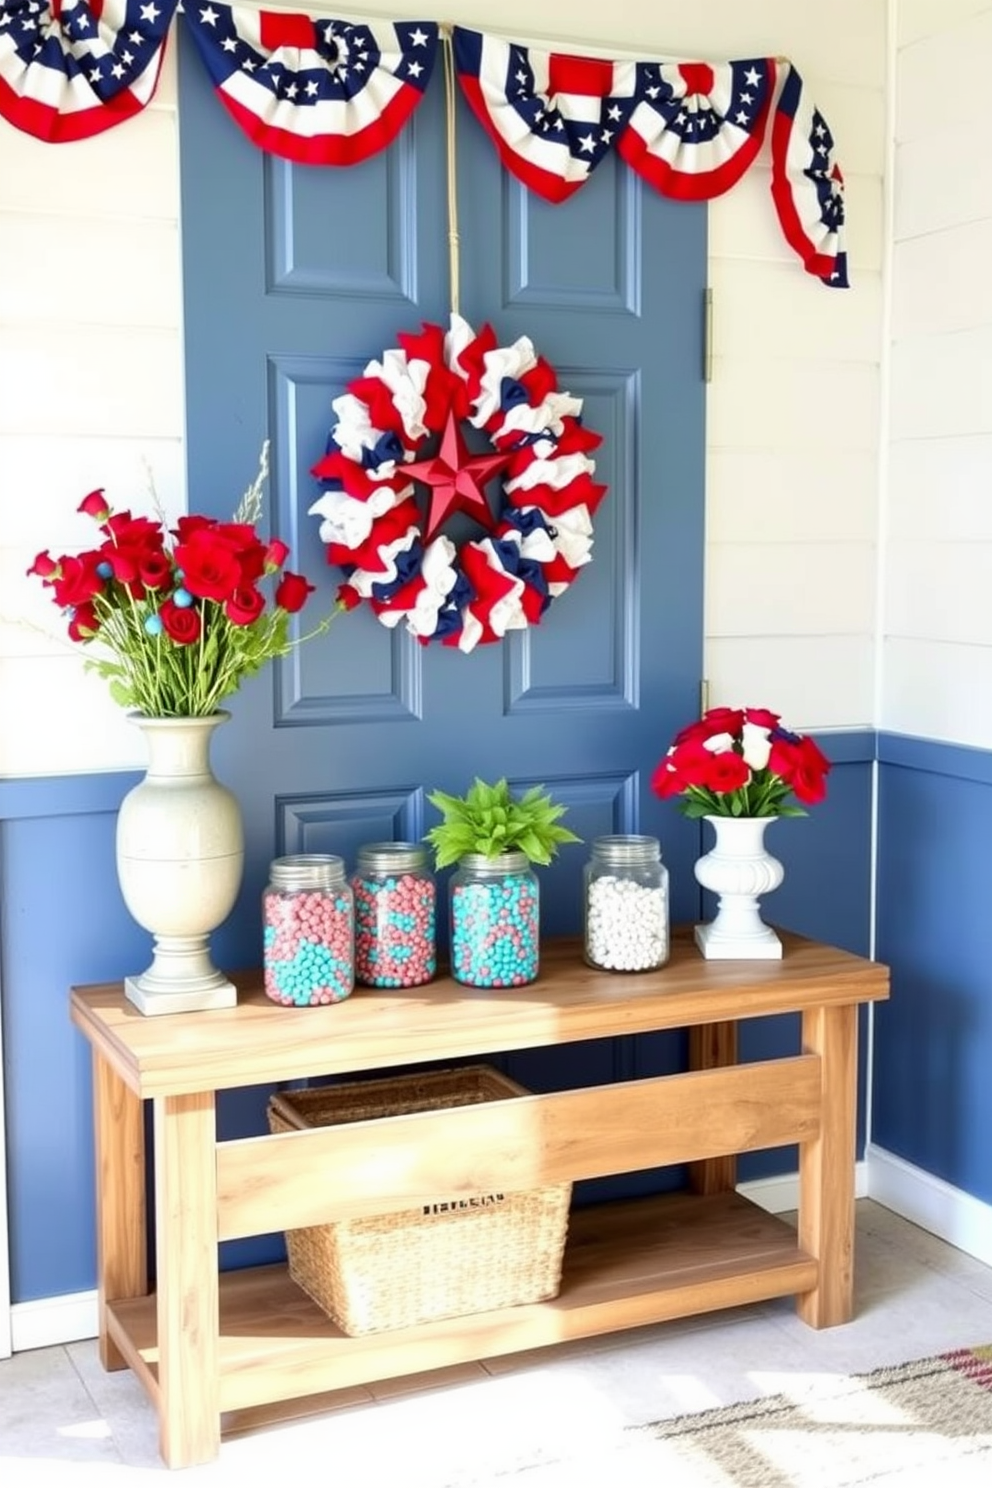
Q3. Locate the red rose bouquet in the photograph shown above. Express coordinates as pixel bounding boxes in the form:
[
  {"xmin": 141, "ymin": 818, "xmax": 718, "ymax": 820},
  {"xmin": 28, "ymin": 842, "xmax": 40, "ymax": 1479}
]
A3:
[
  {"xmin": 651, "ymin": 706, "xmax": 831, "ymax": 819},
  {"xmin": 27, "ymin": 444, "xmax": 343, "ymax": 717}
]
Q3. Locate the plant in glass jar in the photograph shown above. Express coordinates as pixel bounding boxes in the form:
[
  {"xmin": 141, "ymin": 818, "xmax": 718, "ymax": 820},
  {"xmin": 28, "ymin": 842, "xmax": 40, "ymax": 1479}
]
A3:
[{"xmin": 425, "ymin": 778, "xmax": 580, "ymax": 989}]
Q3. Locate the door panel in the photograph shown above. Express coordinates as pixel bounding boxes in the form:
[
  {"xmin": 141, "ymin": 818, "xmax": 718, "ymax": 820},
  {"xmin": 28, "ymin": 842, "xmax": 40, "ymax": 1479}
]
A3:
[{"xmin": 178, "ymin": 34, "xmax": 706, "ymax": 1234}]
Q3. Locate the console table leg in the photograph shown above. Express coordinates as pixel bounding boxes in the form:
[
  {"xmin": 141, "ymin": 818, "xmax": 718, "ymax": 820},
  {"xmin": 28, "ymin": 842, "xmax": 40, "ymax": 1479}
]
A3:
[
  {"xmin": 93, "ymin": 1053, "xmax": 146, "ymax": 1371},
  {"xmin": 154, "ymin": 1091, "xmax": 221, "ymax": 1468},
  {"xmin": 797, "ymin": 1003, "xmax": 857, "ymax": 1328},
  {"xmin": 687, "ymin": 1021, "xmax": 739, "ymax": 1194}
]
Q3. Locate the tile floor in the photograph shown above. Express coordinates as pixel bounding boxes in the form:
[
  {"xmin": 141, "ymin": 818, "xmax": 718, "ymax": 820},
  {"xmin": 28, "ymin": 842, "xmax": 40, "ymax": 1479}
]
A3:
[{"xmin": 3, "ymin": 1201, "xmax": 992, "ymax": 1486}]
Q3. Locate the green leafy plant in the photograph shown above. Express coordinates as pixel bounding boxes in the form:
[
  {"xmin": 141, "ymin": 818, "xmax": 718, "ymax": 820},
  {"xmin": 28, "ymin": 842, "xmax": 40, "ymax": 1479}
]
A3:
[{"xmin": 426, "ymin": 778, "xmax": 581, "ymax": 869}]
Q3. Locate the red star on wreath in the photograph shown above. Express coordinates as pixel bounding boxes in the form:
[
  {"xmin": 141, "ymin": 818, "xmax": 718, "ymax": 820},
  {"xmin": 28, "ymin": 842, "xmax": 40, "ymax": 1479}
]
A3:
[{"xmin": 405, "ymin": 407, "xmax": 511, "ymax": 541}]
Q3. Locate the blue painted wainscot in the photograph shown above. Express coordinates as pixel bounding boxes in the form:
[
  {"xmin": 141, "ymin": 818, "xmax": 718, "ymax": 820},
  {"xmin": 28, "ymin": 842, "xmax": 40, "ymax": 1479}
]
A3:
[
  {"xmin": 2, "ymin": 730, "xmax": 874, "ymax": 1308},
  {"xmin": 874, "ymin": 733, "xmax": 992, "ymax": 1206}
]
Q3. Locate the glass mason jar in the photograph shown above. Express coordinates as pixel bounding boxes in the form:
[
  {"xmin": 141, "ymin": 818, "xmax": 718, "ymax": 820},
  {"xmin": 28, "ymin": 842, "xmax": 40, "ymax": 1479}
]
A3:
[
  {"xmin": 449, "ymin": 851, "xmax": 539, "ymax": 988},
  {"xmin": 263, "ymin": 854, "xmax": 354, "ymax": 1007},
  {"xmin": 352, "ymin": 841, "xmax": 437, "ymax": 988},
  {"xmin": 583, "ymin": 835, "xmax": 670, "ymax": 972}
]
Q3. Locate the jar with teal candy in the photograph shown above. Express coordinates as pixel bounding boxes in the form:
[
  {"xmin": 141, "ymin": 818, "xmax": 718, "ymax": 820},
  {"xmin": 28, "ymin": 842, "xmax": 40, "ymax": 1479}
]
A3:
[
  {"xmin": 263, "ymin": 855, "xmax": 354, "ymax": 1007},
  {"xmin": 448, "ymin": 851, "xmax": 539, "ymax": 988},
  {"xmin": 352, "ymin": 841, "xmax": 436, "ymax": 988}
]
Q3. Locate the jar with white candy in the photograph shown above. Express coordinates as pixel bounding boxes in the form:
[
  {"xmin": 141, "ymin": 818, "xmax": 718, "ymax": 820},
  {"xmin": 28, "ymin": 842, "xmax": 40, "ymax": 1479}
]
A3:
[{"xmin": 583, "ymin": 835, "xmax": 670, "ymax": 973}]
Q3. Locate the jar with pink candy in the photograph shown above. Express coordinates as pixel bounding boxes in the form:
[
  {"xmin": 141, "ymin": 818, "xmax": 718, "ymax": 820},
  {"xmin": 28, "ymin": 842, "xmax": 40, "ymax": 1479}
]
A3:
[
  {"xmin": 263, "ymin": 854, "xmax": 354, "ymax": 1006},
  {"xmin": 352, "ymin": 841, "xmax": 436, "ymax": 988}
]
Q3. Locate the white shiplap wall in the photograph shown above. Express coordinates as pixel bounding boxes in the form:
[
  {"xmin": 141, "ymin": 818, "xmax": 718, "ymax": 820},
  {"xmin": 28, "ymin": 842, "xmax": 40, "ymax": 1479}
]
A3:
[
  {"xmin": 884, "ymin": 1, "xmax": 992, "ymax": 748},
  {"xmin": 0, "ymin": 1, "xmax": 887, "ymax": 776}
]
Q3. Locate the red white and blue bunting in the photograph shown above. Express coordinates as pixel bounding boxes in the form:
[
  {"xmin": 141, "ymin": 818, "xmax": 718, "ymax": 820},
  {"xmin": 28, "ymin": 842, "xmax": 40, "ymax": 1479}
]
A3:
[
  {"xmin": 0, "ymin": 0, "xmax": 178, "ymax": 142},
  {"xmin": 617, "ymin": 57, "xmax": 776, "ymax": 202},
  {"xmin": 0, "ymin": 7, "xmax": 849, "ymax": 287},
  {"xmin": 309, "ymin": 315, "xmax": 606, "ymax": 650},
  {"xmin": 182, "ymin": 5, "xmax": 437, "ymax": 165},
  {"xmin": 451, "ymin": 26, "xmax": 638, "ymax": 204},
  {"xmin": 770, "ymin": 62, "xmax": 847, "ymax": 288}
]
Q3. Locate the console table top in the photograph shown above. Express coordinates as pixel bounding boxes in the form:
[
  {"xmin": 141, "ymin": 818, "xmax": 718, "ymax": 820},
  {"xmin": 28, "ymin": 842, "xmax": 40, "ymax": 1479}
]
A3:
[{"xmin": 71, "ymin": 927, "xmax": 889, "ymax": 1098}]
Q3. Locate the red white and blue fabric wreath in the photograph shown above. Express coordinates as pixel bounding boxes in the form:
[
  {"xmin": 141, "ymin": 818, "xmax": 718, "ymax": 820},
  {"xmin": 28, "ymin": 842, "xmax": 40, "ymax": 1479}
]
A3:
[
  {"xmin": 618, "ymin": 57, "xmax": 776, "ymax": 201},
  {"xmin": 0, "ymin": 0, "xmax": 177, "ymax": 142},
  {"xmin": 182, "ymin": 5, "xmax": 437, "ymax": 165},
  {"xmin": 309, "ymin": 315, "xmax": 607, "ymax": 651},
  {"xmin": 452, "ymin": 23, "xmax": 638, "ymax": 204},
  {"xmin": 770, "ymin": 61, "xmax": 848, "ymax": 288}
]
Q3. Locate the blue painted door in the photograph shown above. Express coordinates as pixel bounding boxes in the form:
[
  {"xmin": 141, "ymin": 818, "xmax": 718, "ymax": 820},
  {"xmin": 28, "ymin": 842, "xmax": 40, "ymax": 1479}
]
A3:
[{"xmin": 177, "ymin": 34, "xmax": 706, "ymax": 1227}]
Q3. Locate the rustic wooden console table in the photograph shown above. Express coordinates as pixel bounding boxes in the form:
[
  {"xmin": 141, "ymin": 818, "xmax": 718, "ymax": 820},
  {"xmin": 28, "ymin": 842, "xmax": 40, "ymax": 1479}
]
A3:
[{"xmin": 71, "ymin": 928, "xmax": 889, "ymax": 1468}]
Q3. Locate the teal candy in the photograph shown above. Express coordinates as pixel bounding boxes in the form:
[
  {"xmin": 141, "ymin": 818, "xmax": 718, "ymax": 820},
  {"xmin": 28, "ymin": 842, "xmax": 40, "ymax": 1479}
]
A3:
[{"xmin": 450, "ymin": 872, "xmax": 538, "ymax": 988}]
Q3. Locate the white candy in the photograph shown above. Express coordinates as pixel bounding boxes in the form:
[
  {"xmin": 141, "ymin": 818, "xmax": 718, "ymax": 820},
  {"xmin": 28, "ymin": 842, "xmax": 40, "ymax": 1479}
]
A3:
[{"xmin": 585, "ymin": 875, "xmax": 669, "ymax": 971}]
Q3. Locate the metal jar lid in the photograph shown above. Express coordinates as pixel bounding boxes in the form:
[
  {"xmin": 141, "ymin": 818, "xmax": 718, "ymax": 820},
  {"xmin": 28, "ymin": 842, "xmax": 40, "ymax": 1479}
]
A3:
[
  {"xmin": 268, "ymin": 854, "xmax": 345, "ymax": 891},
  {"xmin": 355, "ymin": 841, "xmax": 430, "ymax": 876},
  {"xmin": 590, "ymin": 835, "xmax": 661, "ymax": 868}
]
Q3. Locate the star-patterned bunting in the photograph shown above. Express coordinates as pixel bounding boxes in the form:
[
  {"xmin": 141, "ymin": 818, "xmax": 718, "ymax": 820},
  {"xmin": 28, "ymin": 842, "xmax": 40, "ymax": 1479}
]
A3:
[
  {"xmin": 0, "ymin": 8, "xmax": 849, "ymax": 288},
  {"xmin": 0, "ymin": 0, "xmax": 178, "ymax": 141},
  {"xmin": 452, "ymin": 24, "xmax": 638, "ymax": 203},
  {"xmin": 618, "ymin": 58, "xmax": 776, "ymax": 201},
  {"xmin": 770, "ymin": 61, "xmax": 848, "ymax": 288},
  {"xmin": 181, "ymin": 5, "xmax": 438, "ymax": 165}
]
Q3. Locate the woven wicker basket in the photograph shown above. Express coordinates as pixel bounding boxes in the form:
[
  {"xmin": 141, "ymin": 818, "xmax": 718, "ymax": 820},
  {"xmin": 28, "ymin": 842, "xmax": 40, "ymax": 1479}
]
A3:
[{"xmin": 267, "ymin": 1065, "xmax": 571, "ymax": 1336}]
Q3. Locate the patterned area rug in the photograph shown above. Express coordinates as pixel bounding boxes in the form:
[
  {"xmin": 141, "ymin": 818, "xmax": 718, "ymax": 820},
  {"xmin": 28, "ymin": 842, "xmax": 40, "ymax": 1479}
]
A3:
[{"xmin": 622, "ymin": 1344, "xmax": 992, "ymax": 1487}]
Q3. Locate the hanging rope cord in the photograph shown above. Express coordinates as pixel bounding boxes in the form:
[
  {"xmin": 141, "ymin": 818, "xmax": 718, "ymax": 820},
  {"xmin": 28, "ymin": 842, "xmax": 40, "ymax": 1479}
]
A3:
[{"xmin": 441, "ymin": 24, "xmax": 460, "ymax": 317}]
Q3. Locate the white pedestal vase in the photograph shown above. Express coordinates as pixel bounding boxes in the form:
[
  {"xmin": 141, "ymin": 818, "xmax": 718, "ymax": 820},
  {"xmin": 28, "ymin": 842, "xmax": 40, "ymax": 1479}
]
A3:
[
  {"xmin": 116, "ymin": 712, "xmax": 244, "ymax": 1015},
  {"xmin": 693, "ymin": 815, "xmax": 785, "ymax": 960}
]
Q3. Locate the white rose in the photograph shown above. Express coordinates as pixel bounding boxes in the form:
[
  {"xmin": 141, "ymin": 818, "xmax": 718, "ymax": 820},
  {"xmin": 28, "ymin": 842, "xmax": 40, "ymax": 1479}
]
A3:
[{"xmin": 741, "ymin": 722, "xmax": 773, "ymax": 770}]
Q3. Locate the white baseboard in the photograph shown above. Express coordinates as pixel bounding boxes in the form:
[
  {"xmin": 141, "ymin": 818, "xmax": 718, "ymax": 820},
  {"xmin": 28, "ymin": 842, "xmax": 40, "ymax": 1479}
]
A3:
[
  {"xmin": 737, "ymin": 1160, "xmax": 870, "ymax": 1215},
  {"xmin": 10, "ymin": 1288, "xmax": 98, "ymax": 1354},
  {"xmin": 11, "ymin": 1154, "xmax": 988, "ymax": 1354},
  {"xmin": 866, "ymin": 1143, "xmax": 992, "ymax": 1268}
]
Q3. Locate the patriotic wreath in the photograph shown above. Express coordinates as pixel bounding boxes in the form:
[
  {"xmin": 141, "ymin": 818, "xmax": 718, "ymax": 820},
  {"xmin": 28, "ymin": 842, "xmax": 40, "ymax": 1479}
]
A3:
[{"xmin": 309, "ymin": 314, "xmax": 607, "ymax": 651}]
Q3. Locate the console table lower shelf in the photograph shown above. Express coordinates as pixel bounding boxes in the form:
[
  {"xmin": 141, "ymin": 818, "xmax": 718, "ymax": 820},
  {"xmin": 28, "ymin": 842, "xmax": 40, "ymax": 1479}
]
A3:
[{"xmin": 107, "ymin": 1189, "xmax": 816, "ymax": 1417}]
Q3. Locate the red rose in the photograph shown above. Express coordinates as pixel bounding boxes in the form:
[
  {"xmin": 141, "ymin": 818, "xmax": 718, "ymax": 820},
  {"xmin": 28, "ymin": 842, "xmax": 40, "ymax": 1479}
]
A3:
[
  {"xmin": 650, "ymin": 758, "xmax": 685, "ymax": 799},
  {"xmin": 51, "ymin": 552, "xmax": 105, "ymax": 608},
  {"xmin": 160, "ymin": 598, "xmax": 202, "ymax": 644},
  {"xmin": 744, "ymin": 706, "xmax": 780, "ymax": 731},
  {"xmin": 100, "ymin": 517, "xmax": 168, "ymax": 598},
  {"xmin": 700, "ymin": 751, "xmax": 751, "ymax": 794},
  {"xmin": 265, "ymin": 538, "xmax": 290, "ymax": 571},
  {"xmin": 101, "ymin": 543, "xmax": 144, "ymax": 589},
  {"xmin": 675, "ymin": 707, "xmax": 744, "ymax": 747},
  {"xmin": 102, "ymin": 513, "xmax": 163, "ymax": 545},
  {"xmin": 215, "ymin": 522, "xmax": 268, "ymax": 584},
  {"xmin": 139, "ymin": 551, "xmax": 174, "ymax": 591},
  {"xmin": 225, "ymin": 585, "xmax": 266, "ymax": 626},
  {"xmin": 68, "ymin": 602, "xmax": 100, "ymax": 641},
  {"xmin": 172, "ymin": 515, "xmax": 214, "ymax": 542},
  {"xmin": 670, "ymin": 738, "xmax": 721, "ymax": 787},
  {"xmin": 770, "ymin": 735, "xmax": 831, "ymax": 804},
  {"xmin": 78, "ymin": 489, "xmax": 110, "ymax": 521},
  {"xmin": 27, "ymin": 551, "xmax": 60, "ymax": 580},
  {"xmin": 275, "ymin": 571, "xmax": 314, "ymax": 614},
  {"xmin": 336, "ymin": 582, "xmax": 362, "ymax": 611},
  {"xmin": 174, "ymin": 528, "xmax": 242, "ymax": 602}
]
